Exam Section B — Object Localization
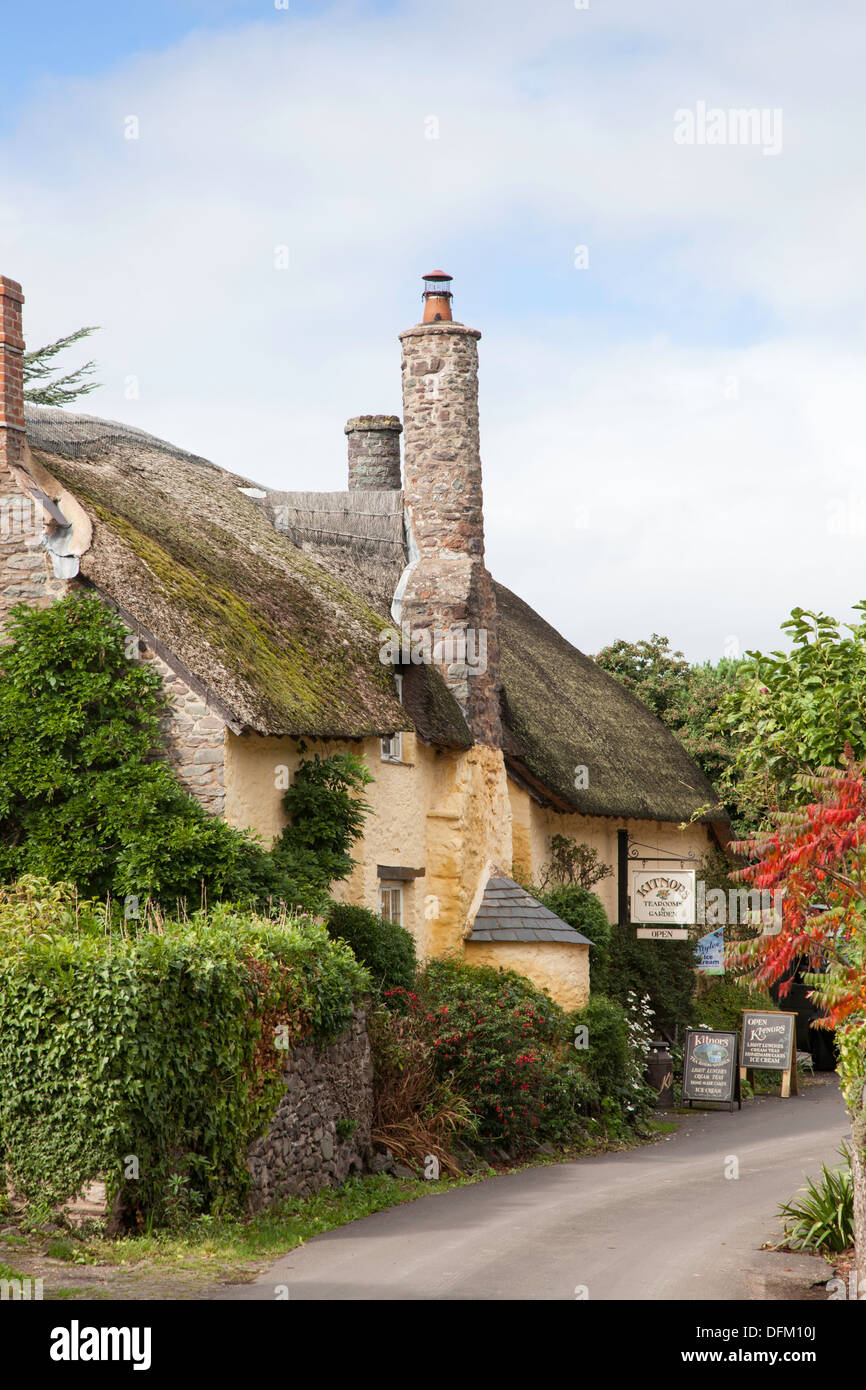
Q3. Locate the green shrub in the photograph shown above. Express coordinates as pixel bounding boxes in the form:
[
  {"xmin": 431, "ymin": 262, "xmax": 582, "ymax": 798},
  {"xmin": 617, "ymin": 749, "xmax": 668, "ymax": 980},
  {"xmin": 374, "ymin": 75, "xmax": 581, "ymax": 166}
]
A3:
[
  {"xmin": 536, "ymin": 885, "xmax": 612, "ymax": 994},
  {"xmin": 0, "ymin": 595, "xmax": 372, "ymax": 913},
  {"xmin": 272, "ymin": 752, "xmax": 373, "ymax": 900},
  {"xmin": 569, "ymin": 991, "xmax": 657, "ymax": 1131},
  {"xmin": 569, "ymin": 994, "xmax": 629, "ymax": 1096},
  {"xmin": 694, "ymin": 975, "xmax": 774, "ymax": 1033},
  {"xmin": 326, "ymin": 902, "xmax": 417, "ymax": 998},
  {"xmin": 778, "ymin": 1145, "xmax": 854, "ymax": 1254},
  {"xmin": 0, "ymin": 880, "xmax": 370, "ymax": 1227},
  {"xmin": 408, "ymin": 958, "xmax": 593, "ymax": 1153},
  {"xmin": 607, "ymin": 928, "xmax": 697, "ymax": 1034}
]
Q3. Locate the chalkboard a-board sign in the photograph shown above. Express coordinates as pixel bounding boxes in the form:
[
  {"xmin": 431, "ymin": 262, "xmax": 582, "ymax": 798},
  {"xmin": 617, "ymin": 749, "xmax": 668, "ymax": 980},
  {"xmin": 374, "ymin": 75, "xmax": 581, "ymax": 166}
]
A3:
[
  {"xmin": 740, "ymin": 1011, "xmax": 799, "ymax": 1097},
  {"xmin": 681, "ymin": 1030, "xmax": 741, "ymax": 1111}
]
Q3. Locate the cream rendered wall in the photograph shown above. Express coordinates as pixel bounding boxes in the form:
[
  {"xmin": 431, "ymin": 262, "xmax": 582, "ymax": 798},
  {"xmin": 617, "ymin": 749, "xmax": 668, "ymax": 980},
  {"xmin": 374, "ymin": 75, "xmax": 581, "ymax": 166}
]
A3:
[
  {"xmin": 464, "ymin": 939, "xmax": 590, "ymax": 1010},
  {"xmin": 225, "ymin": 730, "xmax": 712, "ymax": 1007},
  {"xmin": 223, "ymin": 731, "xmax": 513, "ymax": 962},
  {"xmin": 508, "ymin": 781, "xmax": 716, "ymax": 919}
]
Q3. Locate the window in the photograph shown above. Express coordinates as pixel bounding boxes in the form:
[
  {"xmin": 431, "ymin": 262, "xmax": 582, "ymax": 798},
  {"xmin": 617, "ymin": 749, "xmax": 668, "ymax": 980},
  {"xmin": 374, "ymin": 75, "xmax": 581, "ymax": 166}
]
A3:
[
  {"xmin": 379, "ymin": 884, "xmax": 403, "ymax": 927},
  {"xmin": 380, "ymin": 731, "xmax": 403, "ymax": 763}
]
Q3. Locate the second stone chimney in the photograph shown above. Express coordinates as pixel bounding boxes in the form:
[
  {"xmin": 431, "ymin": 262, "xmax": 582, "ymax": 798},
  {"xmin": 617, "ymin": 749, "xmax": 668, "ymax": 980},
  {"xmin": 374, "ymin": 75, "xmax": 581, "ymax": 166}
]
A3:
[{"xmin": 345, "ymin": 415, "xmax": 402, "ymax": 491}]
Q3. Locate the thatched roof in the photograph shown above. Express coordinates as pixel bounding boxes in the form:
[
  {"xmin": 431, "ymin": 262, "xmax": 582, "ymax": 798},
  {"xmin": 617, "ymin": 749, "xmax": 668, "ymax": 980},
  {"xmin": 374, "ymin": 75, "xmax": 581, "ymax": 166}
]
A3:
[
  {"xmin": 24, "ymin": 407, "xmax": 470, "ymax": 747},
  {"xmin": 23, "ymin": 407, "xmax": 727, "ymax": 824},
  {"xmin": 468, "ymin": 876, "xmax": 591, "ymax": 943},
  {"xmin": 495, "ymin": 581, "xmax": 725, "ymax": 824},
  {"xmin": 256, "ymin": 488, "xmax": 406, "ymax": 617}
]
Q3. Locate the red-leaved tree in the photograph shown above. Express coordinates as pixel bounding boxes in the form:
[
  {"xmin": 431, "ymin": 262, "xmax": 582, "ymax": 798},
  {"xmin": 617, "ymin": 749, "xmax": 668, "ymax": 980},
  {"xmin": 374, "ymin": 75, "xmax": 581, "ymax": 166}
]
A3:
[{"xmin": 728, "ymin": 754, "xmax": 866, "ymax": 1284}]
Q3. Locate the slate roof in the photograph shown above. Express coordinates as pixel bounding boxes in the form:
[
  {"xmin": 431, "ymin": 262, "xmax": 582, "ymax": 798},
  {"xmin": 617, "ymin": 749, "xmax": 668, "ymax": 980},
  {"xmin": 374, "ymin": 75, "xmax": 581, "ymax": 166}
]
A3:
[{"xmin": 468, "ymin": 876, "xmax": 592, "ymax": 944}]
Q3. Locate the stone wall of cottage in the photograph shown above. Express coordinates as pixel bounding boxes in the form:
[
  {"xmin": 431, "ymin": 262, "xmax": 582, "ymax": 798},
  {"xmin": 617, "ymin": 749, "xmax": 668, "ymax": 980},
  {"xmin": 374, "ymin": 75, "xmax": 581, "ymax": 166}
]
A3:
[
  {"xmin": 138, "ymin": 643, "xmax": 227, "ymax": 817},
  {"xmin": 0, "ymin": 495, "xmax": 67, "ymax": 633},
  {"xmin": 246, "ymin": 1006, "xmax": 373, "ymax": 1210}
]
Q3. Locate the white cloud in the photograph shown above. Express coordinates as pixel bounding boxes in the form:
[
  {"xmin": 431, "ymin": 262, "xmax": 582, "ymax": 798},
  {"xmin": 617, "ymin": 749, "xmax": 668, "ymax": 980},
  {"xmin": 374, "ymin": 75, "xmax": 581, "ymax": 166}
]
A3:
[{"xmin": 4, "ymin": 0, "xmax": 866, "ymax": 661}]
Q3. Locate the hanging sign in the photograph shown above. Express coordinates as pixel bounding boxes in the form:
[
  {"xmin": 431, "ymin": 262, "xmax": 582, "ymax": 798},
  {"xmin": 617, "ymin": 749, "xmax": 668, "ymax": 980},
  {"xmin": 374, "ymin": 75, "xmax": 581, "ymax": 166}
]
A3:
[
  {"xmin": 631, "ymin": 869, "xmax": 695, "ymax": 926},
  {"xmin": 681, "ymin": 1029, "xmax": 741, "ymax": 1110},
  {"xmin": 694, "ymin": 928, "xmax": 725, "ymax": 975}
]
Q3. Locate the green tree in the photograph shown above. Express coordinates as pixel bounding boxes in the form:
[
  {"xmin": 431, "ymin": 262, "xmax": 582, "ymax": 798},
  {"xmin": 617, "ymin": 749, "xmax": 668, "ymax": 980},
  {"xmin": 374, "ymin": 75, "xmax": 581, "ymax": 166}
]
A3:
[
  {"xmin": 716, "ymin": 605, "xmax": 866, "ymax": 820},
  {"xmin": 594, "ymin": 634, "xmax": 748, "ymax": 829},
  {"xmin": 23, "ymin": 326, "xmax": 101, "ymax": 407}
]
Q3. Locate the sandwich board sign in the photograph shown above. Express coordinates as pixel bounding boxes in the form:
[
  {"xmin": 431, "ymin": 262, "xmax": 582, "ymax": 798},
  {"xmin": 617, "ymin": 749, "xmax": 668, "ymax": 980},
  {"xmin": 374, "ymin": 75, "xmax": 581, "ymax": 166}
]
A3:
[
  {"xmin": 681, "ymin": 1029, "xmax": 741, "ymax": 1111},
  {"xmin": 739, "ymin": 1010, "xmax": 799, "ymax": 1098},
  {"xmin": 631, "ymin": 870, "xmax": 694, "ymax": 941}
]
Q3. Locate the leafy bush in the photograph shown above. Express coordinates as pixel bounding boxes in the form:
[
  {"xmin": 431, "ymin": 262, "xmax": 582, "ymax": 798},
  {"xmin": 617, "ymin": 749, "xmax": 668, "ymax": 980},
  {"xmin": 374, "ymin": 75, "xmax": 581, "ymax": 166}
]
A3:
[
  {"xmin": 537, "ymin": 885, "xmax": 612, "ymax": 994},
  {"xmin": 0, "ymin": 880, "xmax": 370, "ymax": 1227},
  {"xmin": 272, "ymin": 752, "xmax": 373, "ymax": 901},
  {"xmin": 367, "ymin": 1005, "xmax": 474, "ymax": 1174},
  {"xmin": 568, "ymin": 994, "xmax": 629, "ymax": 1096},
  {"xmin": 778, "ymin": 1145, "xmax": 854, "ymax": 1254},
  {"xmin": 608, "ymin": 928, "xmax": 697, "ymax": 1035},
  {"xmin": 326, "ymin": 902, "xmax": 417, "ymax": 998},
  {"xmin": 537, "ymin": 836, "xmax": 613, "ymax": 892},
  {"xmin": 569, "ymin": 991, "xmax": 656, "ymax": 1130},
  {"xmin": 0, "ymin": 595, "xmax": 372, "ymax": 913},
  {"xmin": 408, "ymin": 958, "xmax": 594, "ymax": 1154}
]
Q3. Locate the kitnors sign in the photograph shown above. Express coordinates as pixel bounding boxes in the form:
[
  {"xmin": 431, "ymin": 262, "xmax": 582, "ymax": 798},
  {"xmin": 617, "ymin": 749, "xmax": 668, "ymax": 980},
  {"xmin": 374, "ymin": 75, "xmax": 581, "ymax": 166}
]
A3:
[{"xmin": 631, "ymin": 870, "xmax": 695, "ymax": 925}]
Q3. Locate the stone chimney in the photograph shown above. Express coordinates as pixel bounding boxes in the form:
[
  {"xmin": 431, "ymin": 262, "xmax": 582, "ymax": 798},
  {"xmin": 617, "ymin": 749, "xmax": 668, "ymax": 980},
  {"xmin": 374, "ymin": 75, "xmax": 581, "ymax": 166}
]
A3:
[
  {"xmin": 397, "ymin": 272, "xmax": 502, "ymax": 747},
  {"xmin": 0, "ymin": 277, "xmax": 26, "ymax": 475},
  {"xmin": 345, "ymin": 415, "xmax": 402, "ymax": 491}
]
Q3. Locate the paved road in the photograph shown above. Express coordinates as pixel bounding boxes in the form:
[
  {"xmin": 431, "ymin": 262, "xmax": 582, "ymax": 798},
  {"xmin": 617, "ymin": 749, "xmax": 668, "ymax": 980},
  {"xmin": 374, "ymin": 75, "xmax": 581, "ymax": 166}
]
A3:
[{"xmin": 217, "ymin": 1079, "xmax": 849, "ymax": 1301}]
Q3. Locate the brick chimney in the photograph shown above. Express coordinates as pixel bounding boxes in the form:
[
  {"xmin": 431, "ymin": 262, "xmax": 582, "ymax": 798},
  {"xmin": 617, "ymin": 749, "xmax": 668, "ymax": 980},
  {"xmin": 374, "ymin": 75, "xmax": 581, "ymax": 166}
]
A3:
[
  {"xmin": 397, "ymin": 273, "xmax": 502, "ymax": 747},
  {"xmin": 345, "ymin": 415, "xmax": 402, "ymax": 491},
  {"xmin": 0, "ymin": 277, "xmax": 26, "ymax": 475}
]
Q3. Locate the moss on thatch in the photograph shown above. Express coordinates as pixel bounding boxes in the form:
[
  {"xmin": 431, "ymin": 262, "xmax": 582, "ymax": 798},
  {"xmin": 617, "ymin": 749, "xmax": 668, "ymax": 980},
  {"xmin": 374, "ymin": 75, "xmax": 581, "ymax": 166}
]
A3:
[{"xmin": 26, "ymin": 412, "xmax": 466, "ymax": 742}]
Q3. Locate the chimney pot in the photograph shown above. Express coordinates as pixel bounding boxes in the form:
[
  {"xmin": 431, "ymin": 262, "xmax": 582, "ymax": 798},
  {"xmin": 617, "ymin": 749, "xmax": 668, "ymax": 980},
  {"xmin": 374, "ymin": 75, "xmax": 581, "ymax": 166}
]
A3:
[{"xmin": 422, "ymin": 269, "xmax": 453, "ymax": 323}]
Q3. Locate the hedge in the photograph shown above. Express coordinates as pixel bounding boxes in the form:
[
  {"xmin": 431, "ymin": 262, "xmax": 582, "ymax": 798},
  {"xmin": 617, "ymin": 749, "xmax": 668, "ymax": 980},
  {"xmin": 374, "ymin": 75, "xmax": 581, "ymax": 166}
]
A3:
[
  {"xmin": 0, "ymin": 882, "xmax": 370, "ymax": 1225},
  {"xmin": 326, "ymin": 902, "xmax": 418, "ymax": 998}
]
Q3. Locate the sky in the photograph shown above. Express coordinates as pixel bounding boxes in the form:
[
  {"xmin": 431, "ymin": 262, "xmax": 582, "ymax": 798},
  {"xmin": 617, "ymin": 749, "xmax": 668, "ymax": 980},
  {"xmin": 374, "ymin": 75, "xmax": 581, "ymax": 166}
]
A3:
[{"xmin": 2, "ymin": 0, "xmax": 865, "ymax": 663}]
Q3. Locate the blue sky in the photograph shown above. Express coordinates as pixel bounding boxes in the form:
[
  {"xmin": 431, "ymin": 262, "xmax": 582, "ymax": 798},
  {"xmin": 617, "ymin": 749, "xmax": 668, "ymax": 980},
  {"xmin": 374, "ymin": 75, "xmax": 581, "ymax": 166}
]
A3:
[{"xmin": 3, "ymin": 0, "xmax": 865, "ymax": 662}]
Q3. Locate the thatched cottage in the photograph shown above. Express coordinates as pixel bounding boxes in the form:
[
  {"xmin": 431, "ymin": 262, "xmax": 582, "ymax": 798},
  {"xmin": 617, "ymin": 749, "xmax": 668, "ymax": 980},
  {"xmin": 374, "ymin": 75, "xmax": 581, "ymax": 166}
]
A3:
[{"xmin": 0, "ymin": 270, "xmax": 727, "ymax": 1007}]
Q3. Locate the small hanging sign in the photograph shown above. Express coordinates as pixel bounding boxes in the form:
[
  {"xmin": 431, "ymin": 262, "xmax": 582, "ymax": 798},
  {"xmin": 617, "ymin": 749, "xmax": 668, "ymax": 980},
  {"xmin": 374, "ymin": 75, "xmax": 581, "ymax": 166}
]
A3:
[{"xmin": 694, "ymin": 927, "xmax": 725, "ymax": 974}]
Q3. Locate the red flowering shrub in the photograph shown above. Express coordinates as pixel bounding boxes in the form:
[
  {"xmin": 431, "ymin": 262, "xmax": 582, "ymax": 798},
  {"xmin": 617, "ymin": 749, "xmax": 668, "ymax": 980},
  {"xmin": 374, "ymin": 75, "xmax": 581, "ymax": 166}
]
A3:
[{"xmin": 388, "ymin": 959, "xmax": 595, "ymax": 1154}]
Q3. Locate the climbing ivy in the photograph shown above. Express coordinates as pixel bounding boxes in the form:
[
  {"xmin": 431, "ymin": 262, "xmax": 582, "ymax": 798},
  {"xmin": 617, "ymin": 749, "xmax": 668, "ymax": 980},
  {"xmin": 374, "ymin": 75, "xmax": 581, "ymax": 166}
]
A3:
[{"xmin": 0, "ymin": 594, "xmax": 372, "ymax": 910}]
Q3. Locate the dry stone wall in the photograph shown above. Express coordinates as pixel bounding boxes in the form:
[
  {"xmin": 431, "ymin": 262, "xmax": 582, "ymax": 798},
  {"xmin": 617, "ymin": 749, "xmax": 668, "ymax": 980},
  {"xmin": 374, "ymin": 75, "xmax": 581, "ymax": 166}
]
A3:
[{"xmin": 246, "ymin": 1006, "xmax": 373, "ymax": 1210}]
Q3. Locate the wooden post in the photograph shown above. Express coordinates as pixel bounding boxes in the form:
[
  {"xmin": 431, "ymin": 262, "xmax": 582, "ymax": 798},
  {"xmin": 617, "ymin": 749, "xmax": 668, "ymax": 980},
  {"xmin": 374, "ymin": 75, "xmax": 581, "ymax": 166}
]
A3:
[{"xmin": 618, "ymin": 829, "xmax": 629, "ymax": 926}]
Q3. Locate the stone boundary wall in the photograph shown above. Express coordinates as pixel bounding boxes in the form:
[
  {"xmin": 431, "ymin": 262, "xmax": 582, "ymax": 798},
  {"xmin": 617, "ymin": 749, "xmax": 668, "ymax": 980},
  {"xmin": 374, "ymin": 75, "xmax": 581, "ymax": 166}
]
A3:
[{"xmin": 246, "ymin": 1006, "xmax": 373, "ymax": 1210}]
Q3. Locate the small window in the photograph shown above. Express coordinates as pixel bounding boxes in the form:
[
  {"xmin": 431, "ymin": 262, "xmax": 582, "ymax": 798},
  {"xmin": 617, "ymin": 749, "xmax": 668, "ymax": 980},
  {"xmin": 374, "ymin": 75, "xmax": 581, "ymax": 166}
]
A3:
[
  {"xmin": 394, "ymin": 673, "xmax": 403, "ymax": 705},
  {"xmin": 379, "ymin": 884, "xmax": 403, "ymax": 927},
  {"xmin": 381, "ymin": 731, "xmax": 403, "ymax": 763}
]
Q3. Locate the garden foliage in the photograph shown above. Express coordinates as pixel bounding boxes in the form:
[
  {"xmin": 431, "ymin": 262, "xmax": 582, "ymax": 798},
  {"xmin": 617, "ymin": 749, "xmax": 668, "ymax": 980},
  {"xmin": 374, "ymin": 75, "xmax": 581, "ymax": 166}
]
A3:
[
  {"xmin": 0, "ymin": 594, "xmax": 371, "ymax": 911},
  {"xmin": 326, "ymin": 903, "xmax": 417, "ymax": 997},
  {"xmin": 0, "ymin": 880, "xmax": 370, "ymax": 1225}
]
